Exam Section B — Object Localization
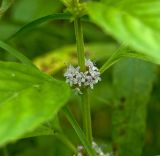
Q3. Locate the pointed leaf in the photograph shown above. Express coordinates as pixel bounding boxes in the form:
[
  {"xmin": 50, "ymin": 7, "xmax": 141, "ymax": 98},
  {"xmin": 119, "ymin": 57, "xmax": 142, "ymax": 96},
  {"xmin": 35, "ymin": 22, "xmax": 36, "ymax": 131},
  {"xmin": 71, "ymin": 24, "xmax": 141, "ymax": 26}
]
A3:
[
  {"xmin": 8, "ymin": 13, "xmax": 71, "ymax": 40},
  {"xmin": 0, "ymin": 61, "xmax": 70, "ymax": 146},
  {"xmin": 87, "ymin": 1, "xmax": 160, "ymax": 64}
]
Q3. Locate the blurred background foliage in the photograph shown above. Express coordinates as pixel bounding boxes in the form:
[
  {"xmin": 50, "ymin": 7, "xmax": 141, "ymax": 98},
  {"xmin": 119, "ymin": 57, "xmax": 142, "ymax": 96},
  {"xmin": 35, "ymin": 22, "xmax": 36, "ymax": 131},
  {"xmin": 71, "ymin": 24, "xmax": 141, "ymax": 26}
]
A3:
[{"xmin": 0, "ymin": 0, "xmax": 160, "ymax": 156}]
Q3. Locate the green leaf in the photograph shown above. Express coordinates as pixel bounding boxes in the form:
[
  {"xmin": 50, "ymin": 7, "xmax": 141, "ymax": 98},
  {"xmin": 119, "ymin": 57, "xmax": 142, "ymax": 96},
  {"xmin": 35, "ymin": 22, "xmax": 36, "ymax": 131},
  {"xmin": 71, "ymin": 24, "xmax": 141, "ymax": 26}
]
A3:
[
  {"xmin": 100, "ymin": 42, "xmax": 158, "ymax": 74},
  {"xmin": 112, "ymin": 58, "xmax": 156, "ymax": 156},
  {"xmin": 100, "ymin": 43, "xmax": 127, "ymax": 74},
  {"xmin": 22, "ymin": 124, "xmax": 54, "ymax": 138},
  {"xmin": 63, "ymin": 107, "xmax": 96, "ymax": 156},
  {"xmin": 0, "ymin": 61, "xmax": 70, "ymax": 146},
  {"xmin": 87, "ymin": 1, "xmax": 160, "ymax": 64},
  {"xmin": 8, "ymin": 13, "xmax": 71, "ymax": 40},
  {"xmin": 33, "ymin": 43, "xmax": 117, "ymax": 74},
  {"xmin": 23, "ymin": 116, "xmax": 62, "ymax": 138},
  {"xmin": 0, "ymin": 40, "xmax": 35, "ymax": 67}
]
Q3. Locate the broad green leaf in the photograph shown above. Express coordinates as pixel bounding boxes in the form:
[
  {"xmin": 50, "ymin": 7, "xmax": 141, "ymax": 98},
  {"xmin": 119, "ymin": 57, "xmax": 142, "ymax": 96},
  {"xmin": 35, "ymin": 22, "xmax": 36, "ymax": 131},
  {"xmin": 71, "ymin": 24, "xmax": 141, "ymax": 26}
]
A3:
[
  {"xmin": 87, "ymin": 1, "xmax": 160, "ymax": 65},
  {"xmin": 112, "ymin": 58, "xmax": 156, "ymax": 156},
  {"xmin": 22, "ymin": 124, "xmax": 54, "ymax": 138},
  {"xmin": 0, "ymin": 61, "xmax": 70, "ymax": 146},
  {"xmin": 63, "ymin": 107, "xmax": 96, "ymax": 156},
  {"xmin": 0, "ymin": 40, "xmax": 35, "ymax": 67},
  {"xmin": 33, "ymin": 43, "xmax": 117, "ymax": 74},
  {"xmin": 23, "ymin": 116, "xmax": 62, "ymax": 138},
  {"xmin": 9, "ymin": 13, "xmax": 71, "ymax": 40}
]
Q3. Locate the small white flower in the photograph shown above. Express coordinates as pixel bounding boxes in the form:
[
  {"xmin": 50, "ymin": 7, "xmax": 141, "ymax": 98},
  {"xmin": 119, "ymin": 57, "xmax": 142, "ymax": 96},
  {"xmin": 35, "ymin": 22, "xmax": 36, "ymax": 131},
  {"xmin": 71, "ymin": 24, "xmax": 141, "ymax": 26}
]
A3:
[
  {"xmin": 73, "ymin": 145, "xmax": 84, "ymax": 156},
  {"xmin": 92, "ymin": 141, "xmax": 104, "ymax": 155},
  {"xmin": 92, "ymin": 141, "xmax": 113, "ymax": 156},
  {"xmin": 73, "ymin": 142, "xmax": 113, "ymax": 156},
  {"xmin": 85, "ymin": 59, "xmax": 95, "ymax": 68},
  {"xmin": 77, "ymin": 145, "xmax": 84, "ymax": 151},
  {"xmin": 64, "ymin": 59, "xmax": 101, "ymax": 94}
]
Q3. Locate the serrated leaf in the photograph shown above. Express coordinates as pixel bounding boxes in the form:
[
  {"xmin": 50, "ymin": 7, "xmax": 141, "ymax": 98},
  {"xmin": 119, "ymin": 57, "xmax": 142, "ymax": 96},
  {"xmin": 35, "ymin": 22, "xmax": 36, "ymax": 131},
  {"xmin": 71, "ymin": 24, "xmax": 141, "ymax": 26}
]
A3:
[
  {"xmin": 87, "ymin": 1, "xmax": 160, "ymax": 64},
  {"xmin": 0, "ymin": 61, "xmax": 70, "ymax": 146},
  {"xmin": 112, "ymin": 58, "xmax": 156, "ymax": 156}
]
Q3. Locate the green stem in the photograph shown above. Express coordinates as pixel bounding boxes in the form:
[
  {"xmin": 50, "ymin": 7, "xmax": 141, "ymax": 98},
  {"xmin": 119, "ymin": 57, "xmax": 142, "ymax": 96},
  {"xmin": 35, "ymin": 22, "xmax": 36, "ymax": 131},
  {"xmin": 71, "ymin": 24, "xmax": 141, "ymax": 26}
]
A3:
[
  {"xmin": 63, "ymin": 107, "xmax": 95, "ymax": 156},
  {"xmin": 81, "ymin": 89, "xmax": 92, "ymax": 144},
  {"xmin": 73, "ymin": 0, "xmax": 93, "ymax": 148},
  {"xmin": 55, "ymin": 132, "xmax": 77, "ymax": 154},
  {"xmin": 74, "ymin": 17, "xmax": 85, "ymax": 71}
]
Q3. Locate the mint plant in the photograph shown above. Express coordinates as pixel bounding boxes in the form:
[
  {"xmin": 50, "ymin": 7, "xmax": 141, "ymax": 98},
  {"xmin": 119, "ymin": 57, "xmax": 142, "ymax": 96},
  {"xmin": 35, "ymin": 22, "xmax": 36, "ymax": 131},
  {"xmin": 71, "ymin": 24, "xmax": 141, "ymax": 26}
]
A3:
[{"xmin": 0, "ymin": 0, "xmax": 160, "ymax": 156}]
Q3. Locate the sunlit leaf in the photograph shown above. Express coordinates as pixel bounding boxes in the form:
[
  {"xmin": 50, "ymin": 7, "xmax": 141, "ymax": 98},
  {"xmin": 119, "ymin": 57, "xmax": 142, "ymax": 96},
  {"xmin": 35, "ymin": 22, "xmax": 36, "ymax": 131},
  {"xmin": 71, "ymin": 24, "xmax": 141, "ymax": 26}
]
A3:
[
  {"xmin": 23, "ymin": 116, "xmax": 62, "ymax": 138},
  {"xmin": 33, "ymin": 43, "xmax": 117, "ymax": 74},
  {"xmin": 0, "ymin": 61, "xmax": 70, "ymax": 146},
  {"xmin": 87, "ymin": 1, "xmax": 160, "ymax": 64},
  {"xmin": 23, "ymin": 124, "xmax": 54, "ymax": 138}
]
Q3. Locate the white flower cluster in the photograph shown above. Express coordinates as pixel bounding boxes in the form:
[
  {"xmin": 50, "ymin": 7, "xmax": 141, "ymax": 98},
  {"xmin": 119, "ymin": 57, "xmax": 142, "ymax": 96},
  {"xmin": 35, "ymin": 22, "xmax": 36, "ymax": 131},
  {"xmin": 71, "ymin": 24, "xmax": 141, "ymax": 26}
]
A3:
[
  {"xmin": 73, "ymin": 142, "xmax": 113, "ymax": 156},
  {"xmin": 73, "ymin": 145, "xmax": 84, "ymax": 156},
  {"xmin": 92, "ymin": 142, "xmax": 113, "ymax": 156},
  {"xmin": 64, "ymin": 59, "xmax": 101, "ymax": 92}
]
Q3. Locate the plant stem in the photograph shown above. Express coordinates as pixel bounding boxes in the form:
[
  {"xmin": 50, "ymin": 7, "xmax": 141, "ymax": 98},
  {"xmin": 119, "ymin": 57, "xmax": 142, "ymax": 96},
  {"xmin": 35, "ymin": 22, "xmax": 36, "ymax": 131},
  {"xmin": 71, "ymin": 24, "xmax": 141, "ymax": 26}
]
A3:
[
  {"xmin": 74, "ymin": 17, "xmax": 85, "ymax": 71},
  {"xmin": 73, "ymin": 0, "xmax": 93, "ymax": 147},
  {"xmin": 81, "ymin": 89, "xmax": 92, "ymax": 144},
  {"xmin": 63, "ymin": 107, "xmax": 95, "ymax": 156}
]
